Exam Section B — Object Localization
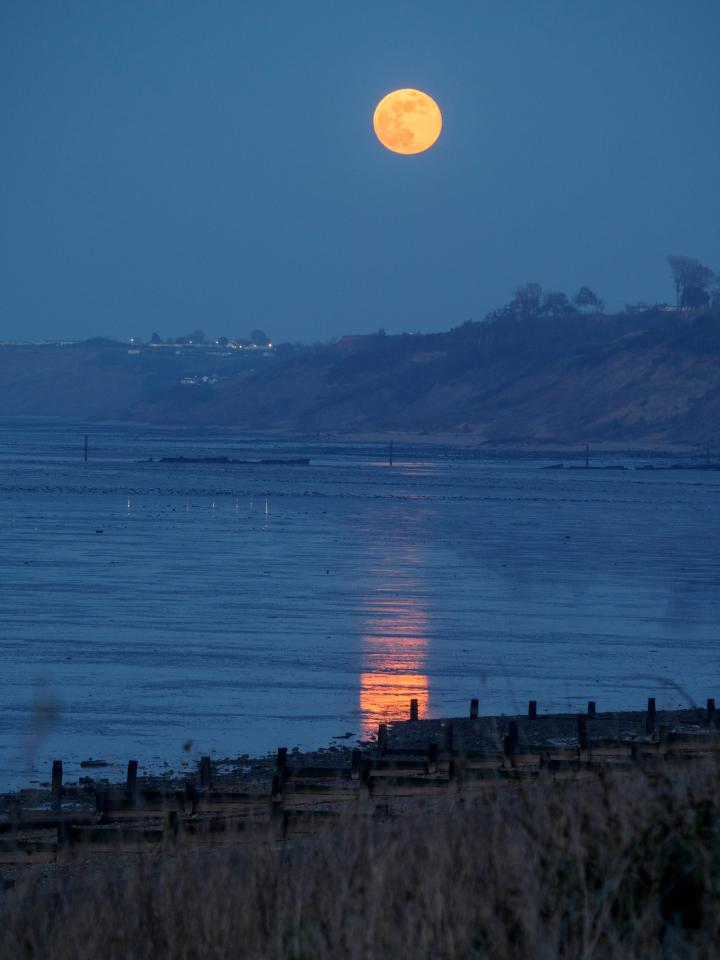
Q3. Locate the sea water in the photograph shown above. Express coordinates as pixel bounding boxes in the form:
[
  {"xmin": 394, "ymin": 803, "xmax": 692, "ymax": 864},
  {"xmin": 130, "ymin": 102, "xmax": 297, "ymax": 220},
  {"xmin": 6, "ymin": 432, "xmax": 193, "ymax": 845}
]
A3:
[{"xmin": 1, "ymin": 421, "xmax": 718, "ymax": 790}]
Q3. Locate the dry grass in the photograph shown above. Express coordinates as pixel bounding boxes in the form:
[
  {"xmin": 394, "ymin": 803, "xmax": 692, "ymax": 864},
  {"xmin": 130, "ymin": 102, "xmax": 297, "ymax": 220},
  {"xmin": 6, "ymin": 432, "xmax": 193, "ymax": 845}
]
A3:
[{"xmin": 2, "ymin": 763, "xmax": 719, "ymax": 959}]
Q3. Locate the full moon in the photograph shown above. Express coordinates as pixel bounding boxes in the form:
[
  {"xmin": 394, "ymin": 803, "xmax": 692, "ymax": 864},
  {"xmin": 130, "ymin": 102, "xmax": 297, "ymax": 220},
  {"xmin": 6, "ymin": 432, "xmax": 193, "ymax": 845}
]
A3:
[{"xmin": 372, "ymin": 88, "xmax": 442, "ymax": 155}]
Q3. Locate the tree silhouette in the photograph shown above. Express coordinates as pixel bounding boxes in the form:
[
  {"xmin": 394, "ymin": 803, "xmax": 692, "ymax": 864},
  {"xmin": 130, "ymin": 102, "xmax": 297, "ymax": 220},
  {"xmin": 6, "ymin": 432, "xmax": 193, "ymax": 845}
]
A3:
[
  {"xmin": 573, "ymin": 286, "xmax": 605, "ymax": 313},
  {"xmin": 541, "ymin": 291, "xmax": 575, "ymax": 318},
  {"xmin": 512, "ymin": 283, "xmax": 543, "ymax": 320},
  {"xmin": 667, "ymin": 256, "xmax": 715, "ymax": 309}
]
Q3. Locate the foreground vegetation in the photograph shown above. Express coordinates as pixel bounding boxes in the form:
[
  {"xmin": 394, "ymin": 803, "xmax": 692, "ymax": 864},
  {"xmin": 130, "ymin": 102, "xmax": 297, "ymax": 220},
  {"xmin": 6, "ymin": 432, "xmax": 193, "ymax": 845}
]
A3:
[{"xmin": 2, "ymin": 762, "xmax": 718, "ymax": 959}]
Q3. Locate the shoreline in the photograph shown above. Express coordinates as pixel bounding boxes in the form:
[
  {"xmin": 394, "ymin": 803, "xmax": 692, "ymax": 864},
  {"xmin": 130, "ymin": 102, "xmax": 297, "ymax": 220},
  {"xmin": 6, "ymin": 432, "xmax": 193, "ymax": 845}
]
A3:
[
  {"xmin": 2, "ymin": 703, "xmax": 717, "ymax": 891},
  {"xmin": 3, "ymin": 703, "xmax": 715, "ymax": 816},
  {"xmin": 0, "ymin": 416, "xmax": 709, "ymax": 454}
]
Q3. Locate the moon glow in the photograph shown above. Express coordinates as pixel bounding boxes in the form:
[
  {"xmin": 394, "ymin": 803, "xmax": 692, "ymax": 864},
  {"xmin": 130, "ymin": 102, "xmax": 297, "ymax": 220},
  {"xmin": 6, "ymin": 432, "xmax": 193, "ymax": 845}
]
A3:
[{"xmin": 372, "ymin": 88, "xmax": 442, "ymax": 155}]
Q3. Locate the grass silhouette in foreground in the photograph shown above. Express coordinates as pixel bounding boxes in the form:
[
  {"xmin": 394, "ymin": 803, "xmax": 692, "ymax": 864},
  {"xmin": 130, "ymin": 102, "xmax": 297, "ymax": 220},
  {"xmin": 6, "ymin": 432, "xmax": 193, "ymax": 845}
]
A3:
[{"xmin": 2, "ymin": 760, "xmax": 718, "ymax": 959}]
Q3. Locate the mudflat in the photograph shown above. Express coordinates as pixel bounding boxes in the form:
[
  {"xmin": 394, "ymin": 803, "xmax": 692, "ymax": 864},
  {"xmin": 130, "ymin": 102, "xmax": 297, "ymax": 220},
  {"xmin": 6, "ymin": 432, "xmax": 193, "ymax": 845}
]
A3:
[{"xmin": 1, "ymin": 421, "xmax": 718, "ymax": 791}]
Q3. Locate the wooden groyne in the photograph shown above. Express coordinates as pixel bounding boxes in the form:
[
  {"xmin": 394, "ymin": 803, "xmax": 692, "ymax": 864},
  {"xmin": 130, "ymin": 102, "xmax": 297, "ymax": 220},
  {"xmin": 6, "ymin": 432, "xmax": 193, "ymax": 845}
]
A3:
[{"xmin": 1, "ymin": 699, "xmax": 717, "ymax": 866}]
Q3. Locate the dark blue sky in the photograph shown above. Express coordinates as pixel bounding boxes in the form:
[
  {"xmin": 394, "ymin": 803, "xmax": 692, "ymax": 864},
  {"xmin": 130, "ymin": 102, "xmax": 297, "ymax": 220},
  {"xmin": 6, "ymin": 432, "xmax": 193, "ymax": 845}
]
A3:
[{"xmin": 2, "ymin": 1, "xmax": 719, "ymax": 343}]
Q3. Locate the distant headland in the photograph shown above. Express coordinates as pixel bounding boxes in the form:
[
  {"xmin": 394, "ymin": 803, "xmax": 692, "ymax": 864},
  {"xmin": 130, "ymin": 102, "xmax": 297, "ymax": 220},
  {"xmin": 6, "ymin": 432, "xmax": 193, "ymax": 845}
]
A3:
[{"xmin": 1, "ymin": 256, "xmax": 719, "ymax": 448}]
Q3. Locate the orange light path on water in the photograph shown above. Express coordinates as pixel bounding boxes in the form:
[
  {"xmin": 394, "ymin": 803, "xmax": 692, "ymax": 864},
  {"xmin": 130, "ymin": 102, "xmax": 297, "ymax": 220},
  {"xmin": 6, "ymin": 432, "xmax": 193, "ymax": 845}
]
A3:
[{"xmin": 359, "ymin": 589, "xmax": 430, "ymax": 738}]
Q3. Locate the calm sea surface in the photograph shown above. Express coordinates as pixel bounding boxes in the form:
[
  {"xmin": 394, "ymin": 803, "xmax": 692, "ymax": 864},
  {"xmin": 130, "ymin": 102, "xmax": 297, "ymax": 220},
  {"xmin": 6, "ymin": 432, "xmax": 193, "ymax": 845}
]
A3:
[{"xmin": 1, "ymin": 421, "xmax": 718, "ymax": 789}]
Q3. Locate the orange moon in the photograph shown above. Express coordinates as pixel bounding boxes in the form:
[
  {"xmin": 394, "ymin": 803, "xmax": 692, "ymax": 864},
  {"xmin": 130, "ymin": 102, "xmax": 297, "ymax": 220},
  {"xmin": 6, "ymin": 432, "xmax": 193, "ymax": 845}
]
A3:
[{"xmin": 372, "ymin": 88, "xmax": 442, "ymax": 155}]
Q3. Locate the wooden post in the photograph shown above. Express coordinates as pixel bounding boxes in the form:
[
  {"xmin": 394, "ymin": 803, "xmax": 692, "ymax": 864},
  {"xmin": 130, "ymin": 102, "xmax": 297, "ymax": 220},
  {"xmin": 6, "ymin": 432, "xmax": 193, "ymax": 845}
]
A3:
[
  {"xmin": 528, "ymin": 700, "xmax": 537, "ymax": 720},
  {"xmin": 358, "ymin": 768, "xmax": 372, "ymax": 803},
  {"xmin": 84, "ymin": 435, "xmax": 89, "ymax": 463},
  {"xmin": 56, "ymin": 821, "xmax": 70, "ymax": 849},
  {"xmin": 276, "ymin": 747, "xmax": 288, "ymax": 781},
  {"xmin": 577, "ymin": 714, "xmax": 588, "ymax": 752},
  {"xmin": 443, "ymin": 723, "xmax": 454, "ymax": 755},
  {"xmin": 469, "ymin": 698, "xmax": 479, "ymax": 719},
  {"xmin": 389, "ymin": 440, "xmax": 394, "ymax": 467},
  {"xmin": 51, "ymin": 760, "xmax": 63, "ymax": 806},
  {"xmin": 126, "ymin": 760, "xmax": 138, "ymax": 805},
  {"xmin": 200, "ymin": 756, "xmax": 212, "ymax": 788},
  {"xmin": 377, "ymin": 723, "xmax": 387, "ymax": 756},
  {"xmin": 585, "ymin": 443, "xmax": 590, "ymax": 468},
  {"xmin": 95, "ymin": 787, "xmax": 110, "ymax": 821},
  {"xmin": 271, "ymin": 775, "xmax": 285, "ymax": 836},
  {"xmin": 504, "ymin": 721, "xmax": 519, "ymax": 765},
  {"xmin": 427, "ymin": 742, "xmax": 438, "ymax": 774},
  {"xmin": 185, "ymin": 782, "xmax": 198, "ymax": 814},
  {"xmin": 645, "ymin": 697, "xmax": 656, "ymax": 735},
  {"xmin": 409, "ymin": 698, "xmax": 419, "ymax": 721},
  {"xmin": 707, "ymin": 698, "xmax": 716, "ymax": 725},
  {"xmin": 163, "ymin": 810, "xmax": 179, "ymax": 842},
  {"xmin": 351, "ymin": 749, "xmax": 362, "ymax": 781},
  {"xmin": 449, "ymin": 753, "xmax": 466, "ymax": 784},
  {"xmin": 587, "ymin": 701, "xmax": 596, "ymax": 718}
]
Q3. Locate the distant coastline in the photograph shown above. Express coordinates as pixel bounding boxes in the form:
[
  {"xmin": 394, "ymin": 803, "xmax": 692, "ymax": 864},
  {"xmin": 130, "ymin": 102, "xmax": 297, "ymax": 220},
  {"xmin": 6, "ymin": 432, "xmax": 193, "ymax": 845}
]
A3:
[
  {"xmin": 1, "ymin": 294, "xmax": 718, "ymax": 448},
  {"xmin": 0, "ymin": 414, "xmax": 713, "ymax": 456}
]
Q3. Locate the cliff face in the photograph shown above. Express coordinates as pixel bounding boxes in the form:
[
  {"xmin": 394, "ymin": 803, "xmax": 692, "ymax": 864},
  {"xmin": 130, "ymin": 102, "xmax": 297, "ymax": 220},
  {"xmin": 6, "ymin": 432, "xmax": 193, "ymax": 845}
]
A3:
[{"xmin": 1, "ymin": 311, "xmax": 719, "ymax": 445}]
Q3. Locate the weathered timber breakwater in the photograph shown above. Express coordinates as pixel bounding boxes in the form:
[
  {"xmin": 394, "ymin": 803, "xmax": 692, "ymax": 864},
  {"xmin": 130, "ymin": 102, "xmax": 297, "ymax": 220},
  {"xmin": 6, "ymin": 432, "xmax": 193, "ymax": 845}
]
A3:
[
  {"xmin": 379, "ymin": 697, "xmax": 718, "ymax": 754},
  {"xmin": 1, "ymin": 700, "xmax": 717, "ymax": 879}
]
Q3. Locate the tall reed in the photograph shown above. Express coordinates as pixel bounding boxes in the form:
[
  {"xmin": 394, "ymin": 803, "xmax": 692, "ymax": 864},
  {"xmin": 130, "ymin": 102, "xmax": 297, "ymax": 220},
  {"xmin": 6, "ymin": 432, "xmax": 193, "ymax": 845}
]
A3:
[{"xmin": 2, "ymin": 763, "xmax": 718, "ymax": 959}]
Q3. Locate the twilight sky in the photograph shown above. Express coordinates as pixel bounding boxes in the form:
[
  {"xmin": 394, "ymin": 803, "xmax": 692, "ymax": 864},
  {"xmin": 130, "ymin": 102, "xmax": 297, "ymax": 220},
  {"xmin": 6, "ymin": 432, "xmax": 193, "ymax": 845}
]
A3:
[{"xmin": 1, "ymin": 1, "xmax": 719, "ymax": 344}]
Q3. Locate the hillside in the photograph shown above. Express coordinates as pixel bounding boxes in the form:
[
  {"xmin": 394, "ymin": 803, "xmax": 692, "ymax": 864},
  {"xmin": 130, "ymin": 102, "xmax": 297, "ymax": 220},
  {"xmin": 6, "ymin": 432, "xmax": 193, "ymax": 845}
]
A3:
[{"xmin": 1, "ymin": 308, "xmax": 719, "ymax": 445}]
